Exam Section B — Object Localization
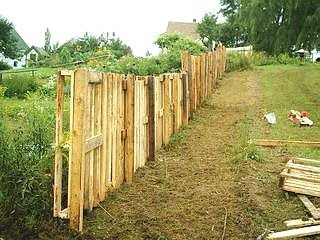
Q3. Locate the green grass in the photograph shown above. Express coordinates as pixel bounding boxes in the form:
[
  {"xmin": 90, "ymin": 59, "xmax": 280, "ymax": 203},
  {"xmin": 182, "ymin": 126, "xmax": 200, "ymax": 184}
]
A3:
[{"xmin": 254, "ymin": 64, "xmax": 320, "ymax": 159}]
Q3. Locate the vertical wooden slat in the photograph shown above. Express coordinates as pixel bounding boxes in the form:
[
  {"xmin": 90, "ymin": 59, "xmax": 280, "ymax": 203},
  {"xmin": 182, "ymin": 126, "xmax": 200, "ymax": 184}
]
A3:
[
  {"xmin": 163, "ymin": 75, "xmax": 170, "ymax": 145},
  {"xmin": 118, "ymin": 75, "xmax": 124, "ymax": 185},
  {"xmin": 191, "ymin": 56, "xmax": 197, "ymax": 110},
  {"xmin": 100, "ymin": 73, "xmax": 108, "ymax": 200},
  {"xmin": 143, "ymin": 80, "xmax": 147, "ymax": 166},
  {"xmin": 107, "ymin": 74, "xmax": 112, "ymax": 185},
  {"xmin": 89, "ymin": 85, "xmax": 95, "ymax": 211},
  {"xmin": 93, "ymin": 83, "xmax": 101, "ymax": 206},
  {"xmin": 125, "ymin": 75, "xmax": 134, "ymax": 183},
  {"xmin": 181, "ymin": 73, "xmax": 188, "ymax": 125},
  {"xmin": 181, "ymin": 51, "xmax": 192, "ymax": 119},
  {"xmin": 70, "ymin": 69, "xmax": 87, "ymax": 231},
  {"xmin": 54, "ymin": 71, "xmax": 64, "ymax": 217},
  {"xmin": 148, "ymin": 76, "xmax": 155, "ymax": 161},
  {"xmin": 197, "ymin": 56, "xmax": 201, "ymax": 106},
  {"xmin": 84, "ymin": 82, "xmax": 91, "ymax": 209},
  {"xmin": 68, "ymin": 72, "xmax": 75, "ymax": 209},
  {"xmin": 173, "ymin": 74, "xmax": 179, "ymax": 132},
  {"xmin": 134, "ymin": 78, "xmax": 138, "ymax": 171},
  {"xmin": 111, "ymin": 74, "xmax": 117, "ymax": 187}
]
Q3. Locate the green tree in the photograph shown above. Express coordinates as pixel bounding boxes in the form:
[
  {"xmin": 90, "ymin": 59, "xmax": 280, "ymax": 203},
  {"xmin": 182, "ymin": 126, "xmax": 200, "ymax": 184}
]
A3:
[
  {"xmin": 220, "ymin": 0, "xmax": 320, "ymax": 54},
  {"xmin": 44, "ymin": 28, "xmax": 51, "ymax": 53},
  {"xmin": 155, "ymin": 33, "xmax": 204, "ymax": 72},
  {"xmin": 197, "ymin": 13, "xmax": 219, "ymax": 49},
  {"xmin": 0, "ymin": 16, "xmax": 18, "ymax": 59}
]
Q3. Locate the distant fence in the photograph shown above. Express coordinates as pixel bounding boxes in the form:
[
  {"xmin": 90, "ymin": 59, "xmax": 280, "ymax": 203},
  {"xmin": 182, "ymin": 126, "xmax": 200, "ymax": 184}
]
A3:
[{"xmin": 54, "ymin": 46, "xmax": 227, "ymax": 231}]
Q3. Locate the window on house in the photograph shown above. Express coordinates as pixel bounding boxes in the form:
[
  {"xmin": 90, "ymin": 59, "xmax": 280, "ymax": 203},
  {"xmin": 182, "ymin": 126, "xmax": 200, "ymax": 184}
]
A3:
[
  {"xmin": 30, "ymin": 53, "xmax": 37, "ymax": 61},
  {"xmin": 14, "ymin": 61, "xmax": 18, "ymax": 67}
]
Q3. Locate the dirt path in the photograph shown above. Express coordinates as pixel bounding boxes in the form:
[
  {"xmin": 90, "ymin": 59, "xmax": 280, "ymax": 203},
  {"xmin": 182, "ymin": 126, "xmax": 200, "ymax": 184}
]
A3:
[{"xmin": 70, "ymin": 70, "xmax": 263, "ymax": 240}]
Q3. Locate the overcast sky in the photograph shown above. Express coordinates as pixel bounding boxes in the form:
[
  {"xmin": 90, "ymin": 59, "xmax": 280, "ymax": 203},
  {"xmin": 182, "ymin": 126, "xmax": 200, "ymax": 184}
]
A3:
[{"xmin": 2, "ymin": 0, "xmax": 221, "ymax": 56}]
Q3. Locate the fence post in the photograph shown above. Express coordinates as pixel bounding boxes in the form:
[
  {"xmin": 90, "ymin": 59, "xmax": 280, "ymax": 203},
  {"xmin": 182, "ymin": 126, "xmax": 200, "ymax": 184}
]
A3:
[
  {"xmin": 148, "ymin": 76, "xmax": 155, "ymax": 161},
  {"xmin": 69, "ymin": 69, "xmax": 87, "ymax": 231},
  {"xmin": 181, "ymin": 73, "xmax": 188, "ymax": 125},
  {"xmin": 181, "ymin": 51, "xmax": 193, "ymax": 119},
  {"xmin": 125, "ymin": 75, "xmax": 134, "ymax": 182}
]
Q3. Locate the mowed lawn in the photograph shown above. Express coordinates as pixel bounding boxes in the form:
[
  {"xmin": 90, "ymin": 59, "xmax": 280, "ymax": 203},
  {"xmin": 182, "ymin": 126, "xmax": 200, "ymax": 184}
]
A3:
[{"xmin": 254, "ymin": 64, "xmax": 320, "ymax": 159}]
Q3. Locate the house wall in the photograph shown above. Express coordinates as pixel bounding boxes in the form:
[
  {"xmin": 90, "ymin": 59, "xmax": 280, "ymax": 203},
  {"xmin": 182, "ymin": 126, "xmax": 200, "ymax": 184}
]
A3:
[
  {"xmin": 0, "ymin": 53, "xmax": 26, "ymax": 69},
  {"xmin": 26, "ymin": 49, "xmax": 39, "ymax": 66},
  {"xmin": 226, "ymin": 45, "xmax": 253, "ymax": 56},
  {"xmin": 311, "ymin": 49, "xmax": 320, "ymax": 62}
]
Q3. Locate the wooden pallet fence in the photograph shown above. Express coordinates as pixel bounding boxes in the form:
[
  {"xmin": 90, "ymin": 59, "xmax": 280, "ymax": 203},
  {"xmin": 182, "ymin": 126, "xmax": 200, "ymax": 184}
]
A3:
[{"xmin": 54, "ymin": 46, "xmax": 227, "ymax": 231}]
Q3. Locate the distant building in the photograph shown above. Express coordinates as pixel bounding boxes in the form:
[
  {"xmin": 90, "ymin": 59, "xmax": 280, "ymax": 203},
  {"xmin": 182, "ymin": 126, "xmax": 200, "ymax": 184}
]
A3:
[
  {"xmin": 0, "ymin": 28, "xmax": 29, "ymax": 69},
  {"xmin": 226, "ymin": 45, "xmax": 253, "ymax": 56},
  {"xmin": 311, "ymin": 49, "xmax": 320, "ymax": 62},
  {"xmin": 25, "ymin": 46, "xmax": 48, "ymax": 67},
  {"xmin": 166, "ymin": 19, "xmax": 200, "ymax": 40}
]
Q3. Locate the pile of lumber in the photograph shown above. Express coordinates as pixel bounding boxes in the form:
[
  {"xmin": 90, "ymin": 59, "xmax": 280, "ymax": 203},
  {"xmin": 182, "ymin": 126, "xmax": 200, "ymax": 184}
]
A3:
[
  {"xmin": 264, "ymin": 157, "xmax": 320, "ymax": 239},
  {"xmin": 280, "ymin": 157, "xmax": 320, "ymax": 197}
]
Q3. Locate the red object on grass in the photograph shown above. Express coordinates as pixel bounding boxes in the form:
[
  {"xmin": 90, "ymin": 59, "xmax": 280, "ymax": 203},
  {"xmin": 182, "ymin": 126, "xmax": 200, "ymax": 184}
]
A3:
[{"xmin": 301, "ymin": 111, "xmax": 308, "ymax": 117}]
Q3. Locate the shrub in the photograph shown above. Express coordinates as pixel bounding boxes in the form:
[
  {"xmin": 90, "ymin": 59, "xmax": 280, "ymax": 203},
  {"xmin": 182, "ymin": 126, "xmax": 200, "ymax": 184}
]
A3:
[
  {"xmin": 276, "ymin": 53, "xmax": 300, "ymax": 64},
  {"xmin": 2, "ymin": 73, "xmax": 39, "ymax": 98},
  {"xmin": 0, "ymin": 61, "xmax": 11, "ymax": 70},
  {"xmin": 226, "ymin": 53, "xmax": 252, "ymax": 72},
  {"xmin": 0, "ymin": 86, "xmax": 7, "ymax": 97},
  {"xmin": 117, "ymin": 57, "xmax": 162, "ymax": 75},
  {"xmin": 0, "ymin": 96, "xmax": 55, "ymax": 231}
]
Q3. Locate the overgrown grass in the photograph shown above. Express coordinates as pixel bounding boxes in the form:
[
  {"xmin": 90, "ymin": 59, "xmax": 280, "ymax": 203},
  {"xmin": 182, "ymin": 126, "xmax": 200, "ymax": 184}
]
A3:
[
  {"xmin": 1, "ymin": 68, "xmax": 56, "ymax": 98},
  {"xmin": 231, "ymin": 116, "xmax": 263, "ymax": 163},
  {"xmin": 226, "ymin": 52, "xmax": 304, "ymax": 72},
  {"xmin": 0, "ymin": 93, "xmax": 70, "ymax": 238}
]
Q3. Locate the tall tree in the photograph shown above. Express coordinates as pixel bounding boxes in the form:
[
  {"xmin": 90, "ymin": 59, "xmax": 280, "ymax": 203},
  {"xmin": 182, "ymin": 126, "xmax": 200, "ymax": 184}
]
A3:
[
  {"xmin": 44, "ymin": 28, "xmax": 51, "ymax": 53},
  {"xmin": 220, "ymin": 0, "xmax": 320, "ymax": 54},
  {"xmin": 197, "ymin": 13, "xmax": 219, "ymax": 49},
  {"xmin": 0, "ymin": 16, "xmax": 18, "ymax": 59}
]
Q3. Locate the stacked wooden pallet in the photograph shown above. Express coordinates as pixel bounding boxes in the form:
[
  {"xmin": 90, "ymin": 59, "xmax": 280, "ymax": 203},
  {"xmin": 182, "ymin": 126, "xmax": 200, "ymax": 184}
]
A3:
[
  {"xmin": 264, "ymin": 157, "xmax": 320, "ymax": 239},
  {"xmin": 280, "ymin": 157, "xmax": 320, "ymax": 197}
]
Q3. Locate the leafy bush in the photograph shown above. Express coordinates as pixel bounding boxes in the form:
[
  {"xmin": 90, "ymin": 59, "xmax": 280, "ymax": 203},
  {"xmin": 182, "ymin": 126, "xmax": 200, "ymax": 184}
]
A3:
[
  {"xmin": 276, "ymin": 53, "xmax": 300, "ymax": 64},
  {"xmin": 39, "ymin": 74, "xmax": 57, "ymax": 97},
  {"xmin": 0, "ymin": 86, "xmax": 7, "ymax": 97},
  {"xmin": 0, "ymin": 95, "xmax": 55, "ymax": 232},
  {"xmin": 227, "ymin": 51, "xmax": 303, "ymax": 72},
  {"xmin": 2, "ymin": 74, "xmax": 39, "ymax": 98},
  {"xmin": 0, "ymin": 61, "xmax": 11, "ymax": 70},
  {"xmin": 226, "ymin": 53, "xmax": 252, "ymax": 72},
  {"xmin": 117, "ymin": 56, "xmax": 162, "ymax": 75}
]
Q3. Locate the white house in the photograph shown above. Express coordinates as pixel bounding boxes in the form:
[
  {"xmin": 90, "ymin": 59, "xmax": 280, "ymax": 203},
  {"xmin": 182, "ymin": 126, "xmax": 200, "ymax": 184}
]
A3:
[
  {"xmin": 25, "ymin": 46, "xmax": 48, "ymax": 67},
  {"xmin": 226, "ymin": 45, "xmax": 253, "ymax": 56},
  {"xmin": 311, "ymin": 49, "xmax": 320, "ymax": 63},
  {"xmin": 0, "ymin": 28, "xmax": 29, "ymax": 69}
]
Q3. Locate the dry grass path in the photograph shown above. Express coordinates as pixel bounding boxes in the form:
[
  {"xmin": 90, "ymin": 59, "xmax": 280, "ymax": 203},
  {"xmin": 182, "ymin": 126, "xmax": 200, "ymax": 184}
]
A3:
[{"xmin": 80, "ymin": 71, "xmax": 263, "ymax": 239}]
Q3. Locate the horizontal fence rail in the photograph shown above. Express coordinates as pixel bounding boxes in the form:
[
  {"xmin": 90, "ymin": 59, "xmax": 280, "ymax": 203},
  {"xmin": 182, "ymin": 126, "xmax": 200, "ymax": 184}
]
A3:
[{"xmin": 54, "ymin": 46, "xmax": 227, "ymax": 231}]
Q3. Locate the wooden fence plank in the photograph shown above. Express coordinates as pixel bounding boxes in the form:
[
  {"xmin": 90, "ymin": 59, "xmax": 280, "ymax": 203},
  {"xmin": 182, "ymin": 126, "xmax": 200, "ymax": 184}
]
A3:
[
  {"xmin": 125, "ymin": 75, "xmax": 134, "ymax": 183},
  {"xmin": 69, "ymin": 69, "xmax": 88, "ymax": 231},
  {"xmin": 68, "ymin": 71, "xmax": 75, "ymax": 211},
  {"xmin": 148, "ymin": 76, "xmax": 155, "ymax": 161},
  {"xmin": 54, "ymin": 71, "xmax": 64, "ymax": 217},
  {"xmin": 100, "ymin": 73, "xmax": 108, "ymax": 200},
  {"xmin": 89, "ymin": 84, "xmax": 95, "ymax": 211},
  {"xmin": 85, "ymin": 134, "xmax": 103, "ymax": 153}
]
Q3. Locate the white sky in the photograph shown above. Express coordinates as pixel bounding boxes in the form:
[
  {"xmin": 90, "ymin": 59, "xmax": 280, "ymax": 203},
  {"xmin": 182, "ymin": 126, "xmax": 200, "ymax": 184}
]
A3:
[{"xmin": 2, "ymin": 0, "xmax": 221, "ymax": 56}]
